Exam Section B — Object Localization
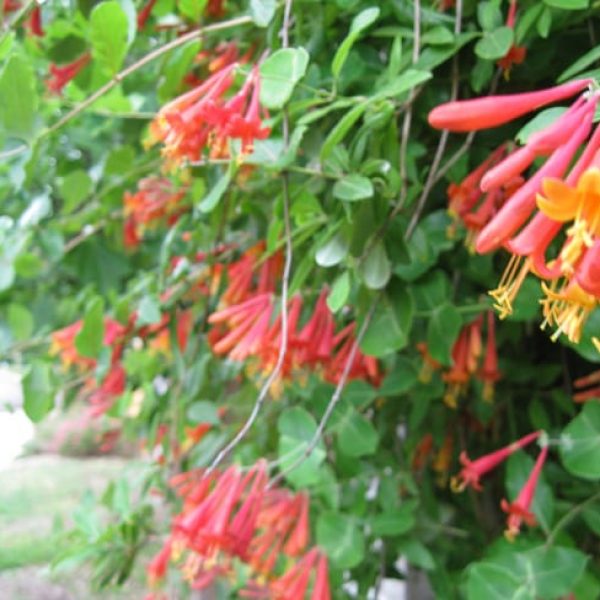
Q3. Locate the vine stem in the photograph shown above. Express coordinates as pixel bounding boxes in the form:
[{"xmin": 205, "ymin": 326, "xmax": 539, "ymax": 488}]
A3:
[
  {"xmin": 405, "ymin": 0, "xmax": 463, "ymax": 240},
  {"xmin": 545, "ymin": 490, "xmax": 600, "ymax": 548},
  {"xmin": 269, "ymin": 300, "xmax": 378, "ymax": 487},
  {"xmin": 205, "ymin": 0, "xmax": 295, "ymax": 475}
]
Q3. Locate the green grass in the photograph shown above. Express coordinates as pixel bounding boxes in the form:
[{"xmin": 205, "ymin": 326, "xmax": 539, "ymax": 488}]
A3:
[{"xmin": 0, "ymin": 455, "xmax": 126, "ymax": 570}]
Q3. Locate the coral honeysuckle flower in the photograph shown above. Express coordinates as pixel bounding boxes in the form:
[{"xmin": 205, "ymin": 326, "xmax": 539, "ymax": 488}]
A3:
[
  {"xmin": 268, "ymin": 547, "xmax": 320, "ymax": 600},
  {"xmin": 27, "ymin": 6, "xmax": 43, "ymax": 37},
  {"xmin": 88, "ymin": 362, "xmax": 127, "ymax": 417},
  {"xmin": 478, "ymin": 311, "xmax": 501, "ymax": 403},
  {"xmin": 416, "ymin": 342, "xmax": 442, "ymax": 383},
  {"xmin": 46, "ymin": 53, "xmax": 91, "ymax": 95},
  {"xmin": 206, "ymin": 0, "xmax": 226, "ymax": 17},
  {"xmin": 147, "ymin": 541, "xmax": 172, "ymax": 587},
  {"xmin": 451, "ymin": 431, "xmax": 541, "ymax": 492},
  {"xmin": 148, "ymin": 63, "xmax": 270, "ymax": 166},
  {"xmin": 442, "ymin": 317, "xmax": 482, "ymax": 409},
  {"xmin": 536, "ymin": 165, "xmax": 600, "ymax": 276},
  {"xmin": 501, "ymin": 446, "xmax": 549, "ymax": 540},
  {"xmin": 476, "ymin": 111, "xmax": 595, "ymax": 254},
  {"xmin": 428, "ymin": 78, "xmax": 591, "ymax": 132}
]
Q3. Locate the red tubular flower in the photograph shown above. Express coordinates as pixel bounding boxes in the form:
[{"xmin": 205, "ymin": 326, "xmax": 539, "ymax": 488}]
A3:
[
  {"xmin": 270, "ymin": 548, "xmax": 319, "ymax": 600},
  {"xmin": 428, "ymin": 78, "xmax": 591, "ymax": 132},
  {"xmin": 478, "ymin": 312, "xmax": 501, "ymax": 403},
  {"xmin": 27, "ymin": 6, "xmax": 43, "ymax": 36},
  {"xmin": 475, "ymin": 112, "xmax": 594, "ymax": 253},
  {"xmin": 46, "ymin": 53, "xmax": 91, "ymax": 95},
  {"xmin": 137, "ymin": 0, "xmax": 157, "ymax": 30},
  {"xmin": 2, "ymin": 0, "xmax": 20, "ymax": 12},
  {"xmin": 147, "ymin": 541, "xmax": 172, "ymax": 587},
  {"xmin": 311, "ymin": 552, "xmax": 332, "ymax": 600},
  {"xmin": 451, "ymin": 431, "xmax": 541, "ymax": 492},
  {"xmin": 573, "ymin": 370, "xmax": 600, "ymax": 403},
  {"xmin": 148, "ymin": 62, "xmax": 270, "ymax": 165},
  {"xmin": 206, "ymin": 0, "xmax": 226, "ymax": 17},
  {"xmin": 88, "ymin": 362, "xmax": 127, "ymax": 417},
  {"xmin": 501, "ymin": 446, "xmax": 549, "ymax": 540}
]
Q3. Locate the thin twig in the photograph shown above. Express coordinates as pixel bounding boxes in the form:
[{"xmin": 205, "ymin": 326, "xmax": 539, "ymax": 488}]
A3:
[
  {"xmin": 398, "ymin": 0, "xmax": 421, "ymax": 202},
  {"xmin": 405, "ymin": 0, "xmax": 464, "ymax": 240},
  {"xmin": 269, "ymin": 300, "xmax": 378, "ymax": 487},
  {"xmin": 205, "ymin": 0, "xmax": 295, "ymax": 474}
]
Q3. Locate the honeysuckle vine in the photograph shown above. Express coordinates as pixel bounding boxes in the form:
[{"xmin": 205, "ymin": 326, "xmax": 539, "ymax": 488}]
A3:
[{"xmin": 2, "ymin": 1, "xmax": 600, "ymax": 599}]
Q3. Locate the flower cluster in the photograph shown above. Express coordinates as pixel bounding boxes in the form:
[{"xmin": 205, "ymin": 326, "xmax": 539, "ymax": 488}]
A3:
[
  {"xmin": 148, "ymin": 61, "xmax": 270, "ymax": 167},
  {"xmin": 123, "ymin": 177, "xmax": 189, "ymax": 248},
  {"xmin": 418, "ymin": 312, "xmax": 500, "ymax": 408},
  {"xmin": 451, "ymin": 431, "xmax": 547, "ymax": 539},
  {"xmin": 573, "ymin": 369, "xmax": 600, "ymax": 403},
  {"xmin": 430, "ymin": 78, "xmax": 600, "ymax": 347},
  {"xmin": 207, "ymin": 243, "xmax": 381, "ymax": 390},
  {"xmin": 50, "ymin": 307, "xmax": 194, "ymax": 416},
  {"xmin": 147, "ymin": 461, "xmax": 331, "ymax": 599}
]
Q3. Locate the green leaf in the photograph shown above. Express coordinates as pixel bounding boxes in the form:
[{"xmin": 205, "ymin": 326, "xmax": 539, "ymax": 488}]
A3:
[
  {"xmin": 327, "ymin": 271, "xmax": 350, "ymax": 313},
  {"xmin": 558, "ymin": 45, "xmax": 600, "ymax": 82},
  {"xmin": 560, "ymin": 403, "xmax": 600, "ymax": 480},
  {"xmin": 315, "ymin": 230, "xmax": 349, "ymax": 267},
  {"xmin": 374, "ymin": 69, "xmax": 432, "ymax": 99},
  {"xmin": 467, "ymin": 546, "xmax": 588, "ymax": 600},
  {"xmin": 7, "ymin": 303, "xmax": 33, "ymax": 341},
  {"xmin": 0, "ymin": 53, "xmax": 38, "ymax": 142},
  {"xmin": 332, "ymin": 7, "xmax": 380, "ymax": 78},
  {"xmin": 137, "ymin": 295, "xmax": 162, "ymax": 326},
  {"xmin": 187, "ymin": 401, "xmax": 220, "ymax": 425},
  {"xmin": 197, "ymin": 165, "xmax": 234, "ymax": 213},
  {"xmin": 278, "ymin": 407, "xmax": 326, "ymax": 487},
  {"xmin": 360, "ymin": 283, "xmax": 413, "ymax": 357},
  {"xmin": 477, "ymin": 1, "xmax": 503, "ymax": 31},
  {"xmin": 178, "ymin": 0, "xmax": 208, "ymax": 22},
  {"xmin": 317, "ymin": 513, "xmax": 365, "ymax": 569},
  {"xmin": 426, "ymin": 303, "xmax": 461, "ymax": 366},
  {"xmin": 379, "ymin": 358, "xmax": 418, "ymax": 396},
  {"xmin": 543, "ymin": 0, "xmax": 588, "ymax": 8},
  {"xmin": 90, "ymin": 1, "xmax": 130, "ymax": 75},
  {"xmin": 474, "ymin": 26, "xmax": 514, "ymax": 61},
  {"xmin": 59, "ymin": 171, "xmax": 93, "ymax": 212},
  {"xmin": 320, "ymin": 102, "xmax": 368, "ymax": 163},
  {"xmin": 259, "ymin": 48, "xmax": 309, "ymax": 110},
  {"xmin": 516, "ymin": 107, "xmax": 567, "ymax": 145},
  {"xmin": 370, "ymin": 504, "xmax": 416, "ymax": 536},
  {"xmin": 250, "ymin": 0, "xmax": 276, "ymax": 27},
  {"xmin": 397, "ymin": 539, "xmax": 435, "ymax": 570},
  {"xmin": 75, "ymin": 297, "xmax": 105, "ymax": 359},
  {"xmin": 22, "ymin": 362, "xmax": 54, "ymax": 422},
  {"xmin": 358, "ymin": 241, "xmax": 391, "ymax": 290},
  {"xmin": 333, "ymin": 174, "xmax": 374, "ymax": 202},
  {"xmin": 336, "ymin": 407, "xmax": 379, "ymax": 457}
]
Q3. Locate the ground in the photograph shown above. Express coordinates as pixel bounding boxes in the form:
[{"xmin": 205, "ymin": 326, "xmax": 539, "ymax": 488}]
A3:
[{"xmin": 0, "ymin": 454, "xmax": 148, "ymax": 600}]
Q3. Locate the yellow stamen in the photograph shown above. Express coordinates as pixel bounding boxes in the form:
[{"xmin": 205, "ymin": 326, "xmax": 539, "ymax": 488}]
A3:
[{"xmin": 489, "ymin": 256, "xmax": 531, "ymax": 319}]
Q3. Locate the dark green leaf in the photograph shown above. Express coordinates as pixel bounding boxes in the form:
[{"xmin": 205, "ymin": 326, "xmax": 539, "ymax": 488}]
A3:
[
  {"xmin": 333, "ymin": 174, "xmax": 374, "ymax": 201},
  {"xmin": 317, "ymin": 513, "xmax": 365, "ymax": 569},
  {"xmin": 259, "ymin": 48, "xmax": 309, "ymax": 109},
  {"xmin": 560, "ymin": 403, "xmax": 600, "ymax": 480},
  {"xmin": 426, "ymin": 303, "xmax": 461, "ymax": 366}
]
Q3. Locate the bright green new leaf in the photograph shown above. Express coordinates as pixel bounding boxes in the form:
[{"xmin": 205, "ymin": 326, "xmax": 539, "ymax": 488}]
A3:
[
  {"xmin": 333, "ymin": 174, "xmax": 374, "ymax": 202},
  {"xmin": 7, "ymin": 303, "xmax": 34, "ymax": 341},
  {"xmin": 90, "ymin": 1, "xmax": 130, "ymax": 75},
  {"xmin": 475, "ymin": 26, "xmax": 514, "ymax": 61},
  {"xmin": 250, "ymin": 0, "xmax": 276, "ymax": 27},
  {"xmin": 543, "ymin": 0, "xmax": 588, "ymax": 8},
  {"xmin": 327, "ymin": 271, "xmax": 350, "ymax": 312},
  {"xmin": 359, "ymin": 241, "xmax": 391, "ymax": 290},
  {"xmin": 59, "ymin": 171, "xmax": 94, "ymax": 212},
  {"xmin": 75, "ymin": 296, "xmax": 105, "ymax": 358},
  {"xmin": 179, "ymin": 0, "xmax": 208, "ymax": 22},
  {"xmin": 0, "ymin": 53, "xmax": 38, "ymax": 142},
  {"xmin": 22, "ymin": 362, "xmax": 54, "ymax": 422},
  {"xmin": 332, "ymin": 7, "xmax": 380, "ymax": 78},
  {"xmin": 259, "ymin": 48, "xmax": 309, "ymax": 109}
]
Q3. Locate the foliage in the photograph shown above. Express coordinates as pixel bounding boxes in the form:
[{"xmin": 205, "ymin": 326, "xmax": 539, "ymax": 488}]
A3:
[{"xmin": 1, "ymin": 0, "xmax": 600, "ymax": 598}]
